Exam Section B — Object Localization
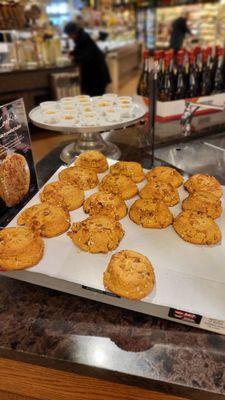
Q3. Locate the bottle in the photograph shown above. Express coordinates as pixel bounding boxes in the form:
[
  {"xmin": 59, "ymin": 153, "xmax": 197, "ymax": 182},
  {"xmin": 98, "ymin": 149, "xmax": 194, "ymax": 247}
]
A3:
[
  {"xmin": 175, "ymin": 50, "xmax": 186, "ymax": 100},
  {"xmin": 201, "ymin": 47, "xmax": 212, "ymax": 96},
  {"xmin": 158, "ymin": 51, "xmax": 174, "ymax": 102},
  {"xmin": 212, "ymin": 46, "xmax": 224, "ymax": 94},
  {"xmin": 137, "ymin": 50, "xmax": 149, "ymax": 98},
  {"xmin": 154, "ymin": 50, "xmax": 164, "ymax": 96},
  {"xmin": 188, "ymin": 50, "xmax": 199, "ymax": 98},
  {"xmin": 194, "ymin": 46, "xmax": 202, "ymax": 93}
]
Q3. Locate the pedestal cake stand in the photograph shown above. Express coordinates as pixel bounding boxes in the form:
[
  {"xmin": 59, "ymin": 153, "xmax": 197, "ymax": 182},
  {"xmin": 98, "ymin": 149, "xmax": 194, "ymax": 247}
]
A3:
[{"xmin": 29, "ymin": 103, "xmax": 146, "ymax": 164}]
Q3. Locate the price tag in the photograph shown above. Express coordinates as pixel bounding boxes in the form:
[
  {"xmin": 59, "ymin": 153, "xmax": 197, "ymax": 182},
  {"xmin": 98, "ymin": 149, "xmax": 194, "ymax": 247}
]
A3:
[{"xmin": 201, "ymin": 317, "xmax": 225, "ymax": 334}]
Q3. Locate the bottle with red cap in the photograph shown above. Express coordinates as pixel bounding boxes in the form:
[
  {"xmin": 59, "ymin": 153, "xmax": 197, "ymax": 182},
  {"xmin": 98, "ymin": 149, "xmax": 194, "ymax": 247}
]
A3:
[
  {"xmin": 194, "ymin": 46, "xmax": 202, "ymax": 92},
  {"xmin": 175, "ymin": 49, "xmax": 187, "ymax": 100},
  {"xmin": 212, "ymin": 46, "xmax": 224, "ymax": 94},
  {"xmin": 154, "ymin": 50, "xmax": 164, "ymax": 96},
  {"xmin": 158, "ymin": 50, "xmax": 174, "ymax": 101},
  {"xmin": 201, "ymin": 47, "xmax": 212, "ymax": 96},
  {"xmin": 188, "ymin": 50, "xmax": 199, "ymax": 98},
  {"xmin": 137, "ymin": 49, "xmax": 149, "ymax": 98}
]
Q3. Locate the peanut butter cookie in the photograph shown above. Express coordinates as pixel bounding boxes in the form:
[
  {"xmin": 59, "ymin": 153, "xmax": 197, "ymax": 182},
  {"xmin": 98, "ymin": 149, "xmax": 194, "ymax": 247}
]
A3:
[
  {"xmin": 74, "ymin": 150, "xmax": 108, "ymax": 173},
  {"xmin": 40, "ymin": 181, "xmax": 84, "ymax": 211},
  {"xmin": 140, "ymin": 181, "xmax": 179, "ymax": 207},
  {"xmin": 103, "ymin": 250, "xmax": 155, "ymax": 300},
  {"xmin": 146, "ymin": 166, "xmax": 183, "ymax": 188},
  {"xmin": 99, "ymin": 174, "xmax": 138, "ymax": 200},
  {"xmin": 59, "ymin": 166, "xmax": 98, "ymax": 191},
  {"xmin": 68, "ymin": 215, "xmax": 124, "ymax": 253},
  {"xmin": 182, "ymin": 191, "xmax": 222, "ymax": 219},
  {"xmin": 184, "ymin": 174, "xmax": 222, "ymax": 198},
  {"xmin": 0, "ymin": 227, "xmax": 44, "ymax": 270},
  {"xmin": 173, "ymin": 210, "xmax": 222, "ymax": 245},
  {"xmin": 110, "ymin": 161, "xmax": 145, "ymax": 183},
  {"xmin": 18, "ymin": 203, "xmax": 70, "ymax": 238},
  {"xmin": 83, "ymin": 192, "xmax": 127, "ymax": 220},
  {"xmin": 129, "ymin": 199, "xmax": 173, "ymax": 228}
]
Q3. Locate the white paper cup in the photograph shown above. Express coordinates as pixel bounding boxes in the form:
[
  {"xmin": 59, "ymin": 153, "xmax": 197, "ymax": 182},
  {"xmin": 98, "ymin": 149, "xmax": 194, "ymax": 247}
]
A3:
[
  {"xmin": 40, "ymin": 101, "xmax": 59, "ymax": 111},
  {"xmin": 80, "ymin": 111, "xmax": 97, "ymax": 126},
  {"xmin": 75, "ymin": 95, "xmax": 90, "ymax": 101},
  {"xmin": 103, "ymin": 93, "xmax": 118, "ymax": 103},
  {"xmin": 92, "ymin": 96, "xmax": 103, "ymax": 104},
  {"xmin": 105, "ymin": 107, "xmax": 120, "ymax": 122},
  {"xmin": 60, "ymin": 103, "xmax": 76, "ymax": 111},
  {"xmin": 119, "ymin": 104, "xmax": 134, "ymax": 118},
  {"xmin": 59, "ymin": 97, "xmax": 75, "ymax": 104},
  {"xmin": 118, "ymin": 96, "xmax": 133, "ymax": 106},
  {"xmin": 62, "ymin": 111, "xmax": 76, "ymax": 122},
  {"xmin": 42, "ymin": 110, "xmax": 61, "ymax": 124},
  {"xmin": 79, "ymin": 105, "xmax": 94, "ymax": 113},
  {"xmin": 96, "ymin": 100, "xmax": 112, "ymax": 115}
]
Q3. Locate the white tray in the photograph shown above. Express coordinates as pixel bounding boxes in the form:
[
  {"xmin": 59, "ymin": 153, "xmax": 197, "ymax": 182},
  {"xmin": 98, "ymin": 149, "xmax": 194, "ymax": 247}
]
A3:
[
  {"xmin": 3, "ymin": 160, "xmax": 225, "ymax": 335},
  {"xmin": 29, "ymin": 103, "xmax": 146, "ymax": 134}
]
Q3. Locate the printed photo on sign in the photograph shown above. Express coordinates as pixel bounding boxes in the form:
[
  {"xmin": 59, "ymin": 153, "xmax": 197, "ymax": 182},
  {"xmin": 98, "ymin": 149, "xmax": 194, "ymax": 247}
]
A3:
[{"xmin": 0, "ymin": 99, "xmax": 38, "ymax": 226}]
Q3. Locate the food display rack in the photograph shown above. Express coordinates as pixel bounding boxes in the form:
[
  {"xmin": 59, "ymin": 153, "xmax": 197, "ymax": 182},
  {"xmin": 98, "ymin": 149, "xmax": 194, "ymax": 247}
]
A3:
[{"xmin": 29, "ymin": 102, "xmax": 147, "ymax": 163}]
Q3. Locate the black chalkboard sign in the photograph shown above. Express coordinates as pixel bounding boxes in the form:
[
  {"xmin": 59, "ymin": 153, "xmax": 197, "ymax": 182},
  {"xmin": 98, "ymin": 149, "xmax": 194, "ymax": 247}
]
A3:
[{"xmin": 0, "ymin": 98, "xmax": 38, "ymax": 227}]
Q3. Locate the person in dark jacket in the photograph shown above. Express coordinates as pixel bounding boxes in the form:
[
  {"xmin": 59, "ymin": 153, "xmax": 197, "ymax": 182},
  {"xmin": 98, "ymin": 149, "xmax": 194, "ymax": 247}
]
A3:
[
  {"xmin": 169, "ymin": 14, "xmax": 191, "ymax": 52},
  {"xmin": 64, "ymin": 22, "xmax": 111, "ymax": 96}
]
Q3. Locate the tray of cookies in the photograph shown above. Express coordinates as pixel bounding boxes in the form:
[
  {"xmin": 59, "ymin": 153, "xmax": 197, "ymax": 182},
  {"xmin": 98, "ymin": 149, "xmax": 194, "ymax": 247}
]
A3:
[
  {"xmin": 29, "ymin": 95, "xmax": 146, "ymax": 134},
  {"xmin": 1, "ymin": 150, "xmax": 225, "ymax": 334}
]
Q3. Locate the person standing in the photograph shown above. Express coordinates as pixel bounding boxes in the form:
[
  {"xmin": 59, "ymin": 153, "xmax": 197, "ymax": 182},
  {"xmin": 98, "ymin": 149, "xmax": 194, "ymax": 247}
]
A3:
[
  {"xmin": 64, "ymin": 21, "xmax": 111, "ymax": 96},
  {"xmin": 169, "ymin": 13, "xmax": 191, "ymax": 52}
]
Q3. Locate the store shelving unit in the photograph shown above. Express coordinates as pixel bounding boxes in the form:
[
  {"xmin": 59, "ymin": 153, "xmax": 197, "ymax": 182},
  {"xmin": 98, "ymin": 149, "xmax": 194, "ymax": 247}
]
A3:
[{"xmin": 135, "ymin": 0, "xmax": 221, "ymax": 50}]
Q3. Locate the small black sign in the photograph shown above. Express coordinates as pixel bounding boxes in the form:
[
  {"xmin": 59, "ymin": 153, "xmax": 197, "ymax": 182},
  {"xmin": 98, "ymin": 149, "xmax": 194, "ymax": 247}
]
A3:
[
  {"xmin": 0, "ymin": 99, "xmax": 38, "ymax": 227},
  {"xmin": 169, "ymin": 308, "xmax": 202, "ymax": 325},
  {"xmin": 82, "ymin": 285, "xmax": 121, "ymax": 299}
]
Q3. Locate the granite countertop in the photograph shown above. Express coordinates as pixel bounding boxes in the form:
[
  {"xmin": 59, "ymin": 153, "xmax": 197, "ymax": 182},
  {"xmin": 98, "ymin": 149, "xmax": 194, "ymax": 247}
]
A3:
[{"xmin": 1, "ymin": 114, "xmax": 225, "ymax": 399}]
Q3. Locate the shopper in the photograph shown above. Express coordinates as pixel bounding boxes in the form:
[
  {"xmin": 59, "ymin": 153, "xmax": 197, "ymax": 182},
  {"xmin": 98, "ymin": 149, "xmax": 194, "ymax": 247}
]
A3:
[
  {"xmin": 169, "ymin": 13, "xmax": 191, "ymax": 52},
  {"xmin": 64, "ymin": 21, "xmax": 111, "ymax": 96}
]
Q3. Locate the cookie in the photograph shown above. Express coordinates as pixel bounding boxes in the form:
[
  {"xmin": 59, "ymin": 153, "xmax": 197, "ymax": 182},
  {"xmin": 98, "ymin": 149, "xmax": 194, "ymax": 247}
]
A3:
[
  {"xmin": 146, "ymin": 166, "xmax": 183, "ymax": 188},
  {"xmin": 74, "ymin": 150, "xmax": 108, "ymax": 173},
  {"xmin": 59, "ymin": 166, "xmax": 98, "ymax": 191},
  {"xmin": 0, "ymin": 226, "xmax": 37, "ymax": 256},
  {"xmin": 110, "ymin": 161, "xmax": 145, "ymax": 183},
  {"xmin": 0, "ymin": 227, "xmax": 44, "ymax": 270},
  {"xmin": 129, "ymin": 199, "xmax": 173, "ymax": 228},
  {"xmin": 140, "ymin": 181, "xmax": 179, "ymax": 207},
  {"xmin": 68, "ymin": 215, "xmax": 124, "ymax": 253},
  {"xmin": 182, "ymin": 191, "xmax": 222, "ymax": 219},
  {"xmin": 99, "ymin": 174, "xmax": 138, "ymax": 200},
  {"xmin": 184, "ymin": 174, "xmax": 222, "ymax": 199},
  {"xmin": 0, "ymin": 236, "xmax": 44, "ymax": 271},
  {"xmin": 17, "ymin": 203, "xmax": 70, "ymax": 238},
  {"xmin": 103, "ymin": 250, "xmax": 155, "ymax": 300},
  {"xmin": 83, "ymin": 192, "xmax": 127, "ymax": 220},
  {"xmin": 0, "ymin": 153, "xmax": 30, "ymax": 207},
  {"xmin": 173, "ymin": 211, "xmax": 222, "ymax": 245},
  {"xmin": 40, "ymin": 181, "xmax": 84, "ymax": 211}
]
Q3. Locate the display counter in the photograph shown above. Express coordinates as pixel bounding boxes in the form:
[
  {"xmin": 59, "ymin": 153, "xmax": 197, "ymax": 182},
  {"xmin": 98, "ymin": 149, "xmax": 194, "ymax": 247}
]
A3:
[
  {"xmin": 105, "ymin": 41, "xmax": 141, "ymax": 92},
  {"xmin": 0, "ymin": 41, "xmax": 141, "ymax": 113},
  {"xmin": 0, "ymin": 112, "xmax": 225, "ymax": 400},
  {"xmin": 0, "ymin": 65, "xmax": 77, "ymax": 113}
]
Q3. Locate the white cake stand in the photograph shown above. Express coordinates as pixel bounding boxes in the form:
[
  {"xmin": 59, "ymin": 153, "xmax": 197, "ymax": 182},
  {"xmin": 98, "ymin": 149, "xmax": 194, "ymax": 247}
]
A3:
[{"xmin": 29, "ymin": 104, "xmax": 146, "ymax": 164}]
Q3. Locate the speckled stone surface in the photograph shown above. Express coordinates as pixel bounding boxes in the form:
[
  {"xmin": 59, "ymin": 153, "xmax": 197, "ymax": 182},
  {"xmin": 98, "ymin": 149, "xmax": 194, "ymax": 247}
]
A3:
[
  {"xmin": 0, "ymin": 276, "xmax": 225, "ymax": 399},
  {"xmin": 1, "ymin": 122, "xmax": 225, "ymax": 399}
]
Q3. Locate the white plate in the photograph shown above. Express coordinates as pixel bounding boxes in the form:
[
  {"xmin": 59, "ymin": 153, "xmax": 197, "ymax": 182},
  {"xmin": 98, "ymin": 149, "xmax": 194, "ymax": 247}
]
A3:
[{"xmin": 29, "ymin": 103, "xmax": 146, "ymax": 134}]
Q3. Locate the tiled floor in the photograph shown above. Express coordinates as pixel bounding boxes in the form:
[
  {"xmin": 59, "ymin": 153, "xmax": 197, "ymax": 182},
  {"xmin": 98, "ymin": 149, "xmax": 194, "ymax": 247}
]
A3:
[{"xmin": 31, "ymin": 72, "xmax": 140, "ymax": 163}]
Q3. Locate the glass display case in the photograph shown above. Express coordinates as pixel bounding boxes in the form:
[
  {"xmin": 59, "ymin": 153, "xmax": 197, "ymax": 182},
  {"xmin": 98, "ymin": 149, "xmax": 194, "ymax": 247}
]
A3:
[{"xmin": 0, "ymin": 29, "xmax": 70, "ymax": 73}]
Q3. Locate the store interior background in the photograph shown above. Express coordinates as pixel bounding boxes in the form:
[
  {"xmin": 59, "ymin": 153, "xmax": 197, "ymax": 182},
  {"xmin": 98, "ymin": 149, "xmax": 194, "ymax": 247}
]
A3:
[{"xmin": 1, "ymin": 0, "xmax": 225, "ymax": 162}]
